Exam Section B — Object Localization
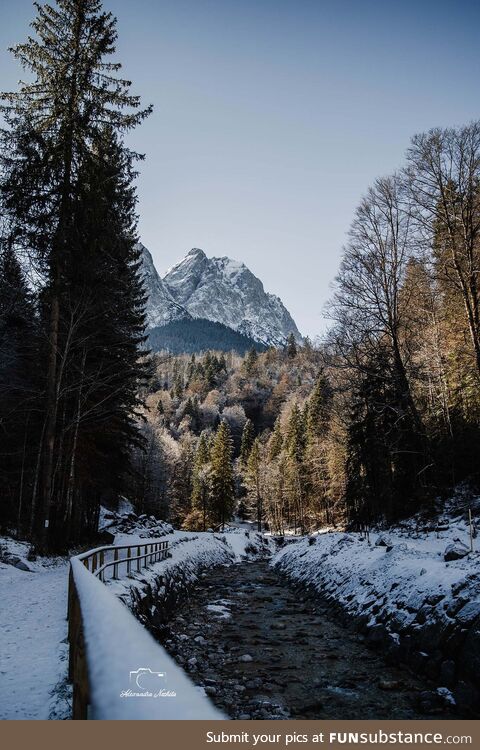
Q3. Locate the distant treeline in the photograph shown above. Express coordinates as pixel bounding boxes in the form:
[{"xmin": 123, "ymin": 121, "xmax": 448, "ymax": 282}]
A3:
[{"xmin": 148, "ymin": 318, "xmax": 267, "ymax": 355}]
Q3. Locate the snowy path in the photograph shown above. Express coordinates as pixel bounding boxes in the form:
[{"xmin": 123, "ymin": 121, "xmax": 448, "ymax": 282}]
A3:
[{"xmin": 0, "ymin": 555, "xmax": 70, "ymax": 719}]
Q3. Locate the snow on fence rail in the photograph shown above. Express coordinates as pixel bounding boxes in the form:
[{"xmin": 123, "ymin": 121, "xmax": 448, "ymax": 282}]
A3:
[
  {"xmin": 76, "ymin": 539, "xmax": 169, "ymax": 581},
  {"xmin": 68, "ymin": 540, "xmax": 224, "ymax": 720}
]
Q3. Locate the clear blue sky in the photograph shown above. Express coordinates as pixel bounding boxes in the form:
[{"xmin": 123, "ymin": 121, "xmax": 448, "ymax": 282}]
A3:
[{"xmin": 1, "ymin": 0, "xmax": 479, "ymax": 337}]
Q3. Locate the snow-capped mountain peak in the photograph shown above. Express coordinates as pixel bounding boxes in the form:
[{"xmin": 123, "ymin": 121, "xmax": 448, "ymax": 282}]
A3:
[
  {"xmin": 138, "ymin": 243, "xmax": 191, "ymax": 328},
  {"xmin": 140, "ymin": 244, "xmax": 302, "ymax": 347}
]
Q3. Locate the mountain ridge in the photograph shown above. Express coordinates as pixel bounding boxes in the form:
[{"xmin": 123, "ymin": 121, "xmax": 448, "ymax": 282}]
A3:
[{"xmin": 139, "ymin": 244, "xmax": 302, "ymax": 348}]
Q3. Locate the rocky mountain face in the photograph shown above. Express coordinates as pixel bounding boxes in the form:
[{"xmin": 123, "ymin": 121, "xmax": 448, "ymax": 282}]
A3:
[
  {"xmin": 139, "ymin": 244, "xmax": 191, "ymax": 328},
  {"xmin": 139, "ymin": 245, "xmax": 302, "ymax": 347}
]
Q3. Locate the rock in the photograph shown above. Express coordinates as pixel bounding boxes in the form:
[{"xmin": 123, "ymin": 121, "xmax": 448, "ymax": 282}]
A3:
[
  {"xmin": 366, "ymin": 623, "xmax": 387, "ymax": 645},
  {"xmin": 245, "ymin": 678, "xmax": 262, "ymax": 689},
  {"xmin": 384, "ymin": 632, "xmax": 401, "ymax": 664},
  {"xmin": 239, "ymin": 654, "xmax": 253, "ymax": 663},
  {"xmin": 14, "ymin": 560, "xmax": 32, "ymax": 572},
  {"xmin": 194, "ymin": 635, "xmax": 207, "ymax": 645},
  {"xmin": 410, "ymin": 650, "xmax": 429, "ymax": 673},
  {"xmin": 419, "ymin": 568, "xmax": 427, "ymax": 576},
  {"xmin": 375, "ymin": 535, "xmax": 391, "ymax": 547},
  {"xmin": 238, "ymin": 714, "xmax": 251, "ymax": 720},
  {"xmin": 378, "ymin": 680, "xmax": 402, "ymax": 691},
  {"xmin": 337, "ymin": 534, "xmax": 356, "ymax": 546},
  {"xmin": 417, "ymin": 690, "xmax": 444, "ymax": 712},
  {"xmin": 459, "ymin": 614, "xmax": 480, "ymax": 683},
  {"xmin": 440, "ymin": 660, "xmax": 456, "ymax": 686},
  {"xmin": 389, "ymin": 609, "xmax": 413, "ymax": 632},
  {"xmin": 444, "ymin": 541, "xmax": 470, "ymax": 561},
  {"xmin": 436, "ymin": 687, "xmax": 456, "ymax": 707},
  {"xmin": 425, "ymin": 593, "xmax": 445, "ymax": 606},
  {"xmin": 204, "ymin": 685, "xmax": 217, "ymax": 696},
  {"xmin": 453, "ymin": 680, "xmax": 480, "ymax": 713},
  {"xmin": 415, "ymin": 606, "xmax": 432, "ymax": 625},
  {"xmin": 456, "ymin": 601, "xmax": 480, "ymax": 626}
]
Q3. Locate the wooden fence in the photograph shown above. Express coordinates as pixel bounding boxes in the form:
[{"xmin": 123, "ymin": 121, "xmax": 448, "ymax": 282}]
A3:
[{"xmin": 68, "ymin": 539, "xmax": 169, "ymax": 719}]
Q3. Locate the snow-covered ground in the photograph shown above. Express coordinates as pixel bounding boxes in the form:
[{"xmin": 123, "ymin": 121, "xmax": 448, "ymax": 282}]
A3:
[
  {"xmin": 0, "ymin": 539, "xmax": 70, "ymax": 719},
  {"xmin": 0, "ymin": 511, "xmax": 269, "ymax": 720}
]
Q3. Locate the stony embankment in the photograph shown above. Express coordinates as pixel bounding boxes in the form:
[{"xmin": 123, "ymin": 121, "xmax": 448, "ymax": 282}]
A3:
[{"xmin": 271, "ymin": 524, "xmax": 480, "ymax": 716}]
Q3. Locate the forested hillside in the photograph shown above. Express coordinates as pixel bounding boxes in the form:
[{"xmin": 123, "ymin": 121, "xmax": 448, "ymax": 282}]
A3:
[
  {"xmin": 129, "ymin": 124, "xmax": 480, "ymax": 534},
  {"xmin": 148, "ymin": 318, "xmax": 267, "ymax": 355}
]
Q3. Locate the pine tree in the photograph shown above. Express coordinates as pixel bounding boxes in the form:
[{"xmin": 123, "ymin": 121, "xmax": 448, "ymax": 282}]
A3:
[
  {"xmin": 0, "ymin": 0, "xmax": 151, "ymax": 549},
  {"xmin": 0, "ymin": 241, "xmax": 39, "ymax": 532},
  {"xmin": 57, "ymin": 128, "xmax": 149, "ymax": 542},
  {"xmin": 286, "ymin": 333, "xmax": 297, "ymax": 359},
  {"xmin": 284, "ymin": 404, "xmax": 307, "ymax": 533},
  {"xmin": 243, "ymin": 347, "xmax": 258, "ymax": 376},
  {"xmin": 190, "ymin": 432, "xmax": 211, "ymax": 530},
  {"xmin": 246, "ymin": 437, "xmax": 264, "ymax": 531},
  {"xmin": 268, "ymin": 417, "xmax": 283, "ymax": 460},
  {"xmin": 286, "ymin": 404, "xmax": 306, "ymax": 462},
  {"xmin": 306, "ymin": 372, "xmax": 332, "ymax": 442},
  {"xmin": 240, "ymin": 418, "xmax": 255, "ymax": 464},
  {"xmin": 209, "ymin": 421, "xmax": 234, "ymax": 530}
]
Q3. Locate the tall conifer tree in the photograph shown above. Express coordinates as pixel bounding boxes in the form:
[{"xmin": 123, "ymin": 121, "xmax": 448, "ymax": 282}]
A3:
[{"xmin": 0, "ymin": 0, "xmax": 151, "ymax": 549}]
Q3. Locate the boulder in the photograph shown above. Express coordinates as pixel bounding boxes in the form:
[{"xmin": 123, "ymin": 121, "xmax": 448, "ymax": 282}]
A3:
[
  {"xmin": 444, "ymin": 541, "xmax": 470, "ymax": 561},
  {"xmin": 455, "ymin": 601, "xmax": 480, "ymax": 626},
  {"xmin": 95, "ymin": 530, "xmax": 115, "ymax": 545},
  {"xmin": 14, "ymin": 560, "xmax": 32, "ymax": 572}
]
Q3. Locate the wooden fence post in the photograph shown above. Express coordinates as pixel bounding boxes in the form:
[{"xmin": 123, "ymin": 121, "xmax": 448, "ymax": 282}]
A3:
[{"xmin": 113, "ymin": 547, "xmax": 119, "ymax": 579}]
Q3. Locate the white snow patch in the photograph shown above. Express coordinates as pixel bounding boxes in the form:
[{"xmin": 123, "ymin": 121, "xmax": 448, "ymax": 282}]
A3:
[
  {"xmin": 0, "ymin": 539, "xmax": 69, "ymax": 719},
  {"xmin": 206, "ymin": 601, "xmax": 232, "ymax": 619}
]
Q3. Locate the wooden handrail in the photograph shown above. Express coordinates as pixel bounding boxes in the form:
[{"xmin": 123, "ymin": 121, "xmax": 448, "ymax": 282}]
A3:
[
  {"xmin": 68, "ymin": 537, "xmax": 170, "ymax": 719},
  {"xmin": 77, "ymin": 539, "xmax": 169, "ymax": 580}
]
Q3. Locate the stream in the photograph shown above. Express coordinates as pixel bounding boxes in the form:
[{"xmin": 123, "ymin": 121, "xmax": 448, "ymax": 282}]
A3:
[{"xmin": 159, "ymin": 560, "xmax": 452, "ymax": 720}]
